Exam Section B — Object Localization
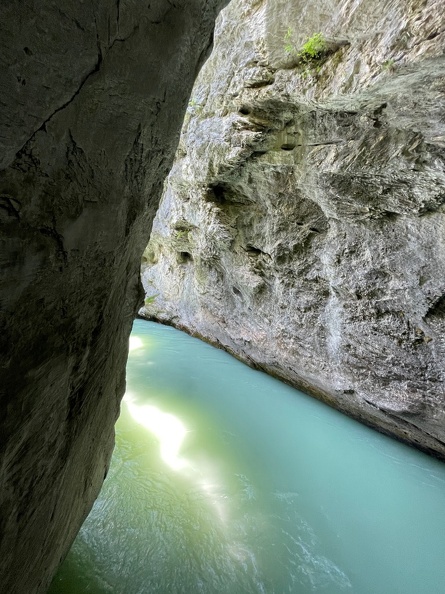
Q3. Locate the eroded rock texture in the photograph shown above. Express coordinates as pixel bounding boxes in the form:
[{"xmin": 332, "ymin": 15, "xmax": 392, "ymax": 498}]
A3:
[
  {"xmin": 142, "ymin": 0, "xmax": 445, "ymax": 458},
  {"xmin": 0, "ymin": 2, "xmax": 226, "ymax": 592}
]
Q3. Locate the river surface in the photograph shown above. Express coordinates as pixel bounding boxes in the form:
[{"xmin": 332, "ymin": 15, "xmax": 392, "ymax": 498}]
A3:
[{"xmin": 49, "ymin": 319, "xmax": 445, "ymax": 594}]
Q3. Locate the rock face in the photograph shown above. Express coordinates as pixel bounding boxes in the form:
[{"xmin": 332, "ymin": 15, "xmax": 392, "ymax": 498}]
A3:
[
  {"xmin": 0, "ymin": 2, "xmax": 226, "ymax": 592},
  {"xmin": 142, "ymin": 0, "xmax": 445, "ymax": 458}
]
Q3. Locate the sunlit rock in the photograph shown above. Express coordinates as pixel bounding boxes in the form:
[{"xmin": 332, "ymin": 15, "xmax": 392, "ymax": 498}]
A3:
[{"xmin": 141, "ymin": 0, "xmax": 445, "ymax": 458}]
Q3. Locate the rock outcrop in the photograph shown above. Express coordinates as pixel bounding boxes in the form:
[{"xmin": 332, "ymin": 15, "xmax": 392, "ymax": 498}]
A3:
[
  {"xmin": 141, "ymin": 0, "xmax": 445, "ymax": 458},
  {"xmin": 0, "ymin": 2, "xmax": 226, "ymax": 592}
]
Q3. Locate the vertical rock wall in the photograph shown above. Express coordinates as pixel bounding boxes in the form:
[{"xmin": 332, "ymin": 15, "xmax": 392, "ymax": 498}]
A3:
[
  {"xmin": 0, "ymin": 2, "xmax": 226, "ymax": 592},
  {"xmin": 142, "ymin": 0, "xmax": 445, "ymax": 458}
]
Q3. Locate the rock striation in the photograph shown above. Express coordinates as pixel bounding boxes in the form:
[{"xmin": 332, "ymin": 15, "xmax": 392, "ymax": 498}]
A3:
[
  {"xmin": 141, "ymin": 0, "xmax": 445, "ymax": 458},
  {"xmin": 0, "ymin": 1, "xmax": 226, "ymax": 592}
]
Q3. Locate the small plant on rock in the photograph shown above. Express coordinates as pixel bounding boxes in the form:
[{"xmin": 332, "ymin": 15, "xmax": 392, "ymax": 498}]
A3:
[
  {"xmin": 381, "ymin": 59, "xmax": 395, "ymax": 73},
  {"xmin": 298, "ymin": 33, "xmax": 327, "ymax": 63},
  {"xmin": 144, "ymin": 294, "xmax": 158, "ymax": 307},
  {"xmin": 284, "ymin": 27, "xmax": 296, "ymax": 54},
  {"xmin": 187, "ymin": 98, "xmax": 203, "ymax": 116},
  {"xmin": 284, "ymin": 31, "xmax": 328, "ymax": 78}
]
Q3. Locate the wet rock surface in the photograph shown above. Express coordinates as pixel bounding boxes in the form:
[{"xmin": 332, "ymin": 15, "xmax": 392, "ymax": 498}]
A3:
[
  {"xmin": 142, "ymin": 0, "xmax": 445, "ymax": 458},
  {"xmin": 0, "ymin": 1, "xmax": 226, "ymax": 592}
]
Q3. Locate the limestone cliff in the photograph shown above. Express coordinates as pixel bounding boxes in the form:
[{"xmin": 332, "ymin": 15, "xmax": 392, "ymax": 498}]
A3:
[
  {"xmin": 141, "ymin": 0, "xmax": 445, "ymax": 458},
  {"xmin": 0, "ymin": 2, "xmax": 226, "ymax": 592}
]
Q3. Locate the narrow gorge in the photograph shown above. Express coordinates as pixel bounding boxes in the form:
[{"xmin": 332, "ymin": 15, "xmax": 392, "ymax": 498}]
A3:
[
  {"xmin": 141, "ymin": 0, "xmax": 445, "ymax": 459},
  {"xmin": 1, "ymin": 0, "xmax": 445, "ymax": 592}
]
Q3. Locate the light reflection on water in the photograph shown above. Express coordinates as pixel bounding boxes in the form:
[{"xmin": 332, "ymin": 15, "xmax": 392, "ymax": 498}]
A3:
[
  {"xmin": 125, "ymin": 393, "xmax": 229, "ymax": 525},
  {"xmin": 125, "ymin": 395, "xmax": 190, "ymax": 471},
  {"xmin": 49, "ymin": 320, "xmax": 445, "ymax": 594}
]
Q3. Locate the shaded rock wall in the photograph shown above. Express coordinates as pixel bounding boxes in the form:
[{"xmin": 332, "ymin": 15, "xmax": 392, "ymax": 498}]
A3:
[
  {"xmin": 142, "ymin": 0, "xmax": 445, "ymax": 458},
  {"xmin": 0, "ymin": 1, "xmax": 226, "ymax": 592}
]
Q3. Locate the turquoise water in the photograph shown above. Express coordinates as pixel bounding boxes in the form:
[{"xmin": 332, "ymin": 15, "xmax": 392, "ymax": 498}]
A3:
[{"xmin": 49, "ymin": 319, "xmax": 445, "ymax": 594}]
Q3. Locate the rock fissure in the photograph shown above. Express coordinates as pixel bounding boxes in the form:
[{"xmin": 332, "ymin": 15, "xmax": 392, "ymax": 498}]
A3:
[
  {"xmin": 109, "ymin": 24, "xmax": 141, "ymax": 50},
  {"xmin": 11, "ymin": 57, "xmax": 103, "ymax": 170},
  {"xmin": 116, "ymin": 0, "xmax": 120, "ymax": 32}
]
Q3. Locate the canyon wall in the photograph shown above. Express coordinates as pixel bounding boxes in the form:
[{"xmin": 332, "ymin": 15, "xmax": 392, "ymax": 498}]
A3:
[
  {"xmin": 0, "ymin": 2, "xmax": 226, "ymax": 592},
  {"xmin": 141, "ymin": 0, "xmax": 445, "ymax": 458}
]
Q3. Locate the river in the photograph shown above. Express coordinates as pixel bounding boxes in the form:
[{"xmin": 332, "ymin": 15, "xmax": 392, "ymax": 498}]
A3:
[{"xmin": 49, "ymin": 319, "xmax": 445, "ymax": 593}]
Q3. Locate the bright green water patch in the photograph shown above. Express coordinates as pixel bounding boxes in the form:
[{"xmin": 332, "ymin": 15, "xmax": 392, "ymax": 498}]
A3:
[{"xmin": 49, "ymin": 320, "xmax": 445, "ymax": 593}]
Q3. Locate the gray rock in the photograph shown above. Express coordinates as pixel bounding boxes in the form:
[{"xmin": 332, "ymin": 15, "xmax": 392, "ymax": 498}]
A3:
[
  {"xmin": 0, "ymin": 1, "xmax": 226, "ymax": 592},
  {"xmin": 142, "ymin": 0, "xmax": 445, "ymax": 458}
]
